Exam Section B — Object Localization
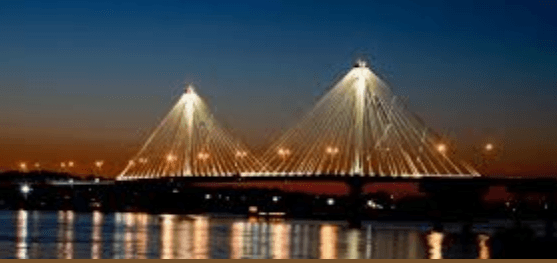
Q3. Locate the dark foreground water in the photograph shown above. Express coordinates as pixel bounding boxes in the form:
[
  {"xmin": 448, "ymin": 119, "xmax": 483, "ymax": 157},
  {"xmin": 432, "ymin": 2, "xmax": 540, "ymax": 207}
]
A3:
[{"xmin": 1, "ymin": 210, "xmax": 556, "ymax": 259}]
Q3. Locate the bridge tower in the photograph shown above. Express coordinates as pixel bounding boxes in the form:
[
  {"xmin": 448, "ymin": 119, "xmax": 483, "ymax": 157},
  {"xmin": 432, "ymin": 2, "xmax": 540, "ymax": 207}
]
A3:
[
  {"xmin": 117, "ymin": 84, "xmax": 262, "ymax": 180},
  {"xmin": 184, "ymin": 85, "xmax": 195, "ymax": 176},
  {"xmin": 352, "ymin": 59, "xmax": 367, "ymax": 176},
  {"xmin": 261, "ymin": 58, "xmax": 479, "ymax": 178}
]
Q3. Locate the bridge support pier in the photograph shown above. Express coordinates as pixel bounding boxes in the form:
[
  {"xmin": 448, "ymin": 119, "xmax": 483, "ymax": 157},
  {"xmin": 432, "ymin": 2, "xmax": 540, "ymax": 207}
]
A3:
[{"xmin": 347, "ymin": 177, "xmax": 364, "ymax": 228}]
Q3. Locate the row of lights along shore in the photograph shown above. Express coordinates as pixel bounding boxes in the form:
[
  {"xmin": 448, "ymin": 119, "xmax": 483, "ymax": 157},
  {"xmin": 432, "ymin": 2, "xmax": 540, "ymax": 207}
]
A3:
[
  {"xmin": 16, "ymin": 143, "xmax": 496, "ymax": 173},
  {"xmin": 17, "ymin": 160, "xmax": 105, "ymax": 173}
]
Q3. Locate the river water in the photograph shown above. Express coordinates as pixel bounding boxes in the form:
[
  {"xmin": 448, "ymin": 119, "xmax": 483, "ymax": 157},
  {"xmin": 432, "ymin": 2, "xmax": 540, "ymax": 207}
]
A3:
[{"xmin": 1, "ymin": 209, "xmax": 555, "ymax": 259}]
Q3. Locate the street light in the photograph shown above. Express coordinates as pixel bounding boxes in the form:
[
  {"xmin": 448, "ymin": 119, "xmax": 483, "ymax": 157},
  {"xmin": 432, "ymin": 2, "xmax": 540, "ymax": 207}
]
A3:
[
  {"xmin": 278, "ymin": 148, "xmax": 291, "ymax": 158},
  {"xmin": 235, "ymin": 151, "xmax": 247, "ymax": 158},
  {"xmin": 234, "ymin": 151, "xmax": 246, "ymax": 173},
  {"xmin": 19, "ymin": 162, "xmax": 28, "ymax": 173},
  {"xmin": 485, "ymin": 143, "xmax": 493, "ymax": 151},
  {"xmin": 20, "ymin": 184, "xmax": 32, "ymax": 199},
  {"xmin": 326, "ymin": 146, "xmax": 339, "ymax": 155},
  {"xmin": 94, "ymin": 160, "xmax": 104, "ymax": 176},
  {"xmin": 197, "ymin": 152, "xmax": 209, "ymax": 160},
  {"xmin": 20, "ymin": 184, "xmax": 31, "ymax": 194},
  {"xmin": 437, "ymin": 144, "xmax": 447, "ymax": 154}
]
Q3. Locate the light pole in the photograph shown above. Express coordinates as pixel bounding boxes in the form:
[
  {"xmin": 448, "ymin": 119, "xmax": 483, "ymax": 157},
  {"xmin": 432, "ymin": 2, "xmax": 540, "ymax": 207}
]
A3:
[
  {"xmin": 94, "ymin": 160, "xmax": 104, "ymax": 176},
  {"xmin": 197, "ymin": 152, "xmax": 209, "ymax": 160},
  {"xmin": 19, "ymin": 162, "xmax": 28, "ymax": 173},
  {"xmin": 277, "ymin": 148, "xmax": 291, "ymax": 175},
  {"xmin": 235, "ymin": 151, "xmax": 247, "ymax": 174},
  {"xmin": 475, "ymin": 142, "xmax": 498, "ymax": 173},
  {"xmin": 326, "ymin": 146, "xmax": 339, "ymax": 155},
  {"xmin": 60, "ymin": 162, "xmax": 66, "ymax": 173},
  {"xmin": 68, "ymin": 161, "xmax": 75, "ymax": 174},
  {"xmin": 325, "ymin": 146, "xmax": 339, "ymax": 174},
  {"xmin": 278, "ymin": 148, "xmax": 291, "ymax": 159}
]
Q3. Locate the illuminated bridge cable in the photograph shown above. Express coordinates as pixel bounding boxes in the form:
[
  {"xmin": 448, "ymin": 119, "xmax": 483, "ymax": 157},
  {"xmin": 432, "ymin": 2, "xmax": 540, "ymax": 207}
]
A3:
[
  {"xmin": 118, "ymin": 85, "xmax": 263, "ymax": 180},
  {"xmin": 261, "ymin": 60, "xmax": 479, "ymax": 178}
]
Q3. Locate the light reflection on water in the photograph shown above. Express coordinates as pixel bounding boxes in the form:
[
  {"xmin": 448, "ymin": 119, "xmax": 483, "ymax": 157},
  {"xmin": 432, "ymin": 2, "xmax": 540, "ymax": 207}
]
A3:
[
  {"xmin": 56, "ymin": 210, "xmax": 74, "ymax": 259},
  {"xmin": 320, "ymin": 224, "xmax": 337, "ymax": 259},
  {"xmin": 477, "ymin": 234, "xmax": 490, "ymax": 259},
  {"xmin": 5, "ymin": 209, "xmax": 545, "ymax": 259},
  {"xmin": 91, "ymin": 210, "xmax": 102, "ymax": 259},
  {"xmin": 16, "ymin": 210, "xmax": 27, "ymax": 259},
  {"xmin": 427, "ymin": 231, "xmax": 444, "ymax": 259}
]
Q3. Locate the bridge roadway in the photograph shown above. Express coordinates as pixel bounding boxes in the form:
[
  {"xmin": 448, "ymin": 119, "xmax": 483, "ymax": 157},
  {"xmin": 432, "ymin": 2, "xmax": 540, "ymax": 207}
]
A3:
[
  {"xmin": 36, "ymin": 175, "xmax": 557, "ymax": 192},
  {"xmin": 46, "ymin": 180, "xmax": 114, "ymax": 186},
  {"xmin": 111, "ymin": 175, "xmax": 557, "ymax": 196},
  {"xmin": 18, "ymin": 174, "xmax": 552, "ymax": 199}
]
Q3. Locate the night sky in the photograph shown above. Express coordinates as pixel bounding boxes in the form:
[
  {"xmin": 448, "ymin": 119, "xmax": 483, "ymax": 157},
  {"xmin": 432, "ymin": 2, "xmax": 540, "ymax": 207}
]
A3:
[{"xmin": 1, "ymin": 0, "xmax": 556, "ymax": 177}]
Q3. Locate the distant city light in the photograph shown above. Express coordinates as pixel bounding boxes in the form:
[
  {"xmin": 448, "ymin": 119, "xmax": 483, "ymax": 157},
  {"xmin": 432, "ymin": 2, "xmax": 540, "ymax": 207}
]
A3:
[
  {"xmin": 20, "ymin": 184, "xmax": 31, "ymax": 194},
  {"xmin": 95, "ymin": 160, "xmax": 104, "ymax": 168},
  {"xmin": 327, "ymin": 198, "xmax": 335, "ymax": 206},
  {"xmin": 68, "ymin": 161, "xmax": 74, "ymax": 167}
]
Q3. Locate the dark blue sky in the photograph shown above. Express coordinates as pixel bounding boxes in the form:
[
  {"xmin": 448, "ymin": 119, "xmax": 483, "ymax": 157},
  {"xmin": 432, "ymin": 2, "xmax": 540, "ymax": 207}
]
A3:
[{"xmin": 1, "ymin": 0, "xmax": 556, "ymax": 175}]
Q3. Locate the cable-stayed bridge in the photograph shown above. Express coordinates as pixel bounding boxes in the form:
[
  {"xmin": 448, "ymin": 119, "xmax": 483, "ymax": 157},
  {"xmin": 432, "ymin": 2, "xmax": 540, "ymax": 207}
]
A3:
[
  {"xmin": 8, "ymin": 62, "xmax": 556, "ymax": 225},
  {"xmin": 117, "ymin": 60, "xmax": 478, "ymax": 181}
]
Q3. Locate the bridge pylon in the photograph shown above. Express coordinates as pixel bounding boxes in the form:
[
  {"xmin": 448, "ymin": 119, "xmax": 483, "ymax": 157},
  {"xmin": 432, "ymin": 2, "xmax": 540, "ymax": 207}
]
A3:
[
  {"xmin": 118, "ymin": 84, "xmax": 262, "ymax": 180},
  {"xmin": 261, "ymin": 59, "xmax": 479, "ymax": 178}
]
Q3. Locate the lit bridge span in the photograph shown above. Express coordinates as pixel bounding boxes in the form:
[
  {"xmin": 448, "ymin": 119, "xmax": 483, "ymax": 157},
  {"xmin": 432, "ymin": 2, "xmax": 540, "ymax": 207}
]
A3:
[
  {"xmin": 47, "ymin": 180, "xmax": 114, "ymax": 186},
  {"xmin": 117, "ymin": 60, "xmax": 479, "ymax": 181}
]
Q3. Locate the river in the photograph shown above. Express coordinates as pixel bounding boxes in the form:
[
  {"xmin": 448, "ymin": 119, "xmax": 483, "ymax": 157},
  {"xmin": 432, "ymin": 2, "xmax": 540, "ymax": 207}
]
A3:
[{"xmin": 1, "ymin": 209, "xmax": 555, "ymax": 259}]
